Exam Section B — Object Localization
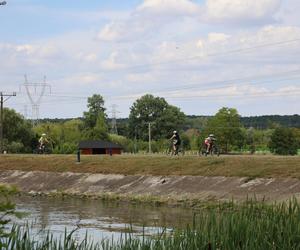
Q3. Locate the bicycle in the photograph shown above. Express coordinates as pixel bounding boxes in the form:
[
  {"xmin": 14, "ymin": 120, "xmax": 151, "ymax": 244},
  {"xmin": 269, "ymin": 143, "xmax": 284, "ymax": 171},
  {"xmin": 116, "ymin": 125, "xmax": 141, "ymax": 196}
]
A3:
[
  {"xmin": 36, "ymin": 143, "xmax": 52, "ymax": 154},
  {"xmin": 199, "ymin": 142, "xmax": 220, "ymax": 156},
  {"xmin": 166, "ymin": 141, "xmax": 185, "ymax": 156}
]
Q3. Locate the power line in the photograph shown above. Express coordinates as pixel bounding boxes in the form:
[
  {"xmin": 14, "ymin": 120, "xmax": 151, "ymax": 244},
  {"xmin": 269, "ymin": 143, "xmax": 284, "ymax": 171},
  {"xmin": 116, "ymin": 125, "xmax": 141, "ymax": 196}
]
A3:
[
  {"xmin": 14, "ymin": 68, "xmax": 300, "ymax": 102},
  {"xmin": 97, "ymin": 38, "xmax": 300, "ymax": 74},
  {"xmin": 11, "ymin": 88, "xmax": 300, "ymax": 109},
  {"xmin": 165, "ymin": 90, "xmax": 300, "ymax": 100}
]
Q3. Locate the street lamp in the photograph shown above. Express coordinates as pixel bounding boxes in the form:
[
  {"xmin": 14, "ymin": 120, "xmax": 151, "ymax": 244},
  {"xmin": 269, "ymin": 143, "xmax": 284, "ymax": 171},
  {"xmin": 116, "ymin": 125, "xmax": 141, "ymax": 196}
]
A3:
[{"xmin": 0, "ymin": 1, "xmax": 7, "ymax": 6}]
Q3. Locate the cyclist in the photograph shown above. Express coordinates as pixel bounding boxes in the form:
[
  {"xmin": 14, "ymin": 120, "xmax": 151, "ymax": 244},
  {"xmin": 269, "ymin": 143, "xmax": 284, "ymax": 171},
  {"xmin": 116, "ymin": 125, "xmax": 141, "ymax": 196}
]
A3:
[
  {"xmin": 170, "ymin": 130, "xmax": 181, "ymax": 155},
  {"xmin": 204, "ymin": 134, "xmax": 216, "ymax": 154},
  {"xmin": 38, "ymin": 133, "xmax": 49, "ymax": 153}
]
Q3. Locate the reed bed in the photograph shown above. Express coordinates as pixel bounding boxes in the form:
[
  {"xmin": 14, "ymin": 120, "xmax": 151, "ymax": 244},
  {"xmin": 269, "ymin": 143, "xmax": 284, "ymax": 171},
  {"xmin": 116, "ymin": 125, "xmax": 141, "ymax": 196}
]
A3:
[{"xmin": 2, "ymin": 199, "xmax": 300, "ymax": 249}]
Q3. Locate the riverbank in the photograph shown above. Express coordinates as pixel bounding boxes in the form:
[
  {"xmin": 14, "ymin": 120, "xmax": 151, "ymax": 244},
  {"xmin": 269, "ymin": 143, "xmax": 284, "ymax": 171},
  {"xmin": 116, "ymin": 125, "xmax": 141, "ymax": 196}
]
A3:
[
  {"xmin": 1, "ymin": 170, "xmax": 300, "ymax": 205},
  {"xmin": 1, "ymin": 154, "xmax": 300, "ymax": 178}
]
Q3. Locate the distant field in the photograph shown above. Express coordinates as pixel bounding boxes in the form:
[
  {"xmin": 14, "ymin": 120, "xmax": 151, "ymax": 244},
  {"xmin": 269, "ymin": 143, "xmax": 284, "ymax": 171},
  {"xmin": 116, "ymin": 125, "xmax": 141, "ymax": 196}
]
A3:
[{"xmin": 0, "ymin": 154, "xmax": 300, "ymax": 179}]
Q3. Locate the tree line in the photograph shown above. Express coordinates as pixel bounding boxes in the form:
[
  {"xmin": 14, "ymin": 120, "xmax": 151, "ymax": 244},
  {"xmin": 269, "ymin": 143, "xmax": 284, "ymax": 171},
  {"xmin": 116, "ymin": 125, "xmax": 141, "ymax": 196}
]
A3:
[{"xmin": 2, "ymin": 94, "xmax": 300, "ymax": 155}]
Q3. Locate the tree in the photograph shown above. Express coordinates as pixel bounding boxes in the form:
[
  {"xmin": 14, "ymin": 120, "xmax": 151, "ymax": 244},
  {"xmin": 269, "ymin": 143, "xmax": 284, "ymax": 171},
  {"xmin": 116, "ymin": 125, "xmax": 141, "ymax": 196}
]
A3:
[
  {"xmin": 128, "ymin": 94, "xmax": 186, "ymax": 140},
  {"xmin": 3, "ymin": 108, "xmax": 35, "ymax": 153},
  {"xmin": 83, "ymin": 113, "xmax": 109, "ymax": 140},
  {"xmin": 269, "ymin": 127, "xmax": 298, "ymax": 155},
  {"xmin": 204, "ymin": 107, "xmax": 244, "ymax": 152},
  {"xmin": 83, "ymin": 94, "xmax": 106, "ymax": 129},
  {"xmin": 82, "ymin": 94, "xmax": 109, "ymax": 140}
]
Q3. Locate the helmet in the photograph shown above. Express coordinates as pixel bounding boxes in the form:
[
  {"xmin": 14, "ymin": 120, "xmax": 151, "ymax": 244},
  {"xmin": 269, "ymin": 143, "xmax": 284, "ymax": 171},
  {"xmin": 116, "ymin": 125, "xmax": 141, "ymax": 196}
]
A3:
[
  {"xmin": 173, "ymin": 130, "xmax": 177, "ymax": 134},
  {"xmin": 209, "ymin": 134, "xmax": 214, "ymax": 137}
]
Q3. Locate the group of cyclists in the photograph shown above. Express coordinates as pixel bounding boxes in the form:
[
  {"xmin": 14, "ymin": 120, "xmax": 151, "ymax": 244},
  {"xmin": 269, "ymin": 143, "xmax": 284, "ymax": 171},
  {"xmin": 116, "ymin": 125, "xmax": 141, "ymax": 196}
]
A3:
[
  {"xmin": 170, "ymin": 130, "xmax": 217, "ymax": 156},
  {"xmin": 38, "ymin": 131, "xmax": 217, "ymax": 155}
]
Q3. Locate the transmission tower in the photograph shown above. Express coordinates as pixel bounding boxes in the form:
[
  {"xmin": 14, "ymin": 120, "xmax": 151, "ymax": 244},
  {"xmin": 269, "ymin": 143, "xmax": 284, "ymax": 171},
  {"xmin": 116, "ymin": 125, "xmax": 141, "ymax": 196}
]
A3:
[
  {"xmin": 21, "ymin": 75, "xmax": 51, "ymax": 124},
  {"xmin": 109, "ymin": 104, "xmax": 120, "ymax": 134}
]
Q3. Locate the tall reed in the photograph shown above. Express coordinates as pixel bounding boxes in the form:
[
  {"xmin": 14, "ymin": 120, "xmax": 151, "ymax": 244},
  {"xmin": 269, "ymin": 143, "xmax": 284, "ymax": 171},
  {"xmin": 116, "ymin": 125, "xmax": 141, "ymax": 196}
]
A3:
[{"xmin": 2, "ymin": 199, "xmax": 300, "ymax": 249}]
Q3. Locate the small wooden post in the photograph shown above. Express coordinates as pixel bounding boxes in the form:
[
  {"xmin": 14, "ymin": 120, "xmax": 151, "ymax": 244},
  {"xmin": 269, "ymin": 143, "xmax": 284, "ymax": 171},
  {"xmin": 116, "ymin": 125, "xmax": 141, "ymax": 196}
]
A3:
[{"xmin": 77, "ymin": 150, "xmax": 81, "ymax": 163}]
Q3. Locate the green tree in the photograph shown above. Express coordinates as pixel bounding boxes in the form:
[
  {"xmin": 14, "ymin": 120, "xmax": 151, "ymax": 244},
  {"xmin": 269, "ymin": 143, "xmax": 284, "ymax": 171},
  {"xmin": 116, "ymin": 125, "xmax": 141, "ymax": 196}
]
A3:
[
  {"xmin": 204, "ymin": 107, "xmax": 244, "ymax": 152},
  {"xmin": 128, "ymin": 94, "xmax": 186, "ymax": 140},
  {"xmin": 83, "ymin": 94, "xmax": 106, "ymax": 129},
  {"xmin": 82, "ymin": 94, "xmax": 109, "ymax": 140},
  {"xmin": 83, "ymin": 113, "xmax": 109, "ymax": 140},
  {"xmin": 3, "ymin": 108, "xmax": 35, "ymax": 153},
  {"xmin": 269, "ymin": 127, "xmax": 298, "ymax": 155}
]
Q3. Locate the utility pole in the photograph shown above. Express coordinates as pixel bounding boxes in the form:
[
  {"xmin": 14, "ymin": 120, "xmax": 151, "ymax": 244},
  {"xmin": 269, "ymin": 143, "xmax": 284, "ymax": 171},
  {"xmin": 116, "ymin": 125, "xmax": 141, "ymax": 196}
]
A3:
[
  {"xmin": 134, "ymin": 126, "xmax": 138, "ymax": 154},
  {"xmin": 148, "ymin": 122, "xmax": 151, "ymax": 154},
  {"xmin": 0, "ymin": 92, "xmax": 16, "ymax": 154}
]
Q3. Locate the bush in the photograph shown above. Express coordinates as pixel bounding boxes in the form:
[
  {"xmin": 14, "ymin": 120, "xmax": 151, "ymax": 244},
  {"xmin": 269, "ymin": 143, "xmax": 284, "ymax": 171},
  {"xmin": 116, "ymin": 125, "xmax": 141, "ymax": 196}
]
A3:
[
  {"xmin": 0, "ymin": 185, "xmax": 22, "ymax": 248},
  {"xmin": 7, "ymin": 141, "xmax": 24, "ymax": 153},
  {"xmin": 269, "ymin": 127, "xmax": 298, "ymax": 155}
]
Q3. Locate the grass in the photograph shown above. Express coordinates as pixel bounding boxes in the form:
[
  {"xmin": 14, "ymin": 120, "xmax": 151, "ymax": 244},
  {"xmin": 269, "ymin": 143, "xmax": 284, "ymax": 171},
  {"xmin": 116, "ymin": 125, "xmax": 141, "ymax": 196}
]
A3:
[
  {"xmin": 3, "ymin": 199, "xmax": 300, "ymax": 249},
  {"xmin": 0, "ymin": 154, "xmax": 300, "ymax": 179},
  {"xmin": 0, "ymin": 155, "xmax": 300, "ymax": 178}
]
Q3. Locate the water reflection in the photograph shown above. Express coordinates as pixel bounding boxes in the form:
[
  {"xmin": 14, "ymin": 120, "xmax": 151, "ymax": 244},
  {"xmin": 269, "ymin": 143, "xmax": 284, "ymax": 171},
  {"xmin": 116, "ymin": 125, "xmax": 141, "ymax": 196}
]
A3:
[{"xmin": 12, "ymin": 195, "xmax": 196, "ymax": 242}]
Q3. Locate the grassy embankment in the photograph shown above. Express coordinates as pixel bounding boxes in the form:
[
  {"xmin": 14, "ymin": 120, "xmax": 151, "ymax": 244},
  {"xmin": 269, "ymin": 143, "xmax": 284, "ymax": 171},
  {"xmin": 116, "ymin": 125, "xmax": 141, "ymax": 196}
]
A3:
[{"xmin": 0, "ymin": 154, "xmax": 300, "ymax": 179}]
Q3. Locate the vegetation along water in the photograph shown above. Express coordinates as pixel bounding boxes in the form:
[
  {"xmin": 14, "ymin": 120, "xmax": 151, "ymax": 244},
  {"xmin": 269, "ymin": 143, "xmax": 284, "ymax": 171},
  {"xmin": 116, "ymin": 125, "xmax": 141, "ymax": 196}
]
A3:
[{"xmin": 2, "ymin": 195, "xmax": 300, "ymax": 249}]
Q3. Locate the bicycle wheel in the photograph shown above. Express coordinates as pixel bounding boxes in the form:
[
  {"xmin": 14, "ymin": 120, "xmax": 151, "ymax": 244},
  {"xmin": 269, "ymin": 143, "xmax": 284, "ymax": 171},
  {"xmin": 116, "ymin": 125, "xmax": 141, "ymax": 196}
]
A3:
[
  {"xmin": 165, "ymin": 145, "xmax": 172, "ymax": 155},
  {"xmin": 180, "ymin": 148, "xmax": 185, "ymax": 156},
  {"xmin": 211, "ymin": 146, "xmax": 220, "ymax": 156}
]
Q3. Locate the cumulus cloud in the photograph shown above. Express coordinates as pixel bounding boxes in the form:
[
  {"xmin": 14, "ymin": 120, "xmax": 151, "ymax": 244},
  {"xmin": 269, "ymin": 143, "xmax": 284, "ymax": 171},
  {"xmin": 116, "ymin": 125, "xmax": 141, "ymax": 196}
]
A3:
[
  {"xmin": 207, "ymin": 33, "xmax": 231, "ymax": 43},
  {"xmin": 204, "ymin": 0, "xmax": 282, "ymax": 24},
  {"xmin": 97, "ymin": 0, "xmax": 200, "ymax": 42},
  {"xmin": 137, "ymin": 0, "xmax": 199, "ymax": 16}
]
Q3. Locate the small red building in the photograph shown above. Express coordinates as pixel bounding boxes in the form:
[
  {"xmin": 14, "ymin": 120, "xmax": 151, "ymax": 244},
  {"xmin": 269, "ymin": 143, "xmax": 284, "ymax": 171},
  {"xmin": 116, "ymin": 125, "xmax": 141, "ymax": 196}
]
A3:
[{"xmin": 79, "ymin": 140, "xmax": 123, "ymax": 155}]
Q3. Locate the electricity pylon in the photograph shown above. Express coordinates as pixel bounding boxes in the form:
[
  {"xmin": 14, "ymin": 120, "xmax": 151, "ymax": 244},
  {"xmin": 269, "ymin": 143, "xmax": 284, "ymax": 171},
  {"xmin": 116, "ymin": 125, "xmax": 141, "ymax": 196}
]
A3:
[
  {"xmin": 21, "ymin": 75, "xmax": 51, "ymax": 124},
  {"xmin": 109, "ymin": 104, "xmax": 120, "ymax": 134}
]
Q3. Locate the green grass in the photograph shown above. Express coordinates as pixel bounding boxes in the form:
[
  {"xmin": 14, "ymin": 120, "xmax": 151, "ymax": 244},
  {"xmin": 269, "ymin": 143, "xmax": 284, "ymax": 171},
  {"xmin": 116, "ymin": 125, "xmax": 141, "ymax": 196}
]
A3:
[
  {"xmin": 3, "ymin": 199, "xmax": 300, "ymax": 249},
  {"xmin": 0, "ymin": 154, "xmax": 300, "ymax": 179}
]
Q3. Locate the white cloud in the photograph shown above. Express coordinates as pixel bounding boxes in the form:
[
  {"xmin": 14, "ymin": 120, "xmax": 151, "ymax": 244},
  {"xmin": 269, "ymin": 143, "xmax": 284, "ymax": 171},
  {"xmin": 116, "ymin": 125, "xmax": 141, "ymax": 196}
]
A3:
[
  {"xmin": 275, "ymin": 0, "xmax": 300, "ymax": 26},
  {"xmin": 100, "ymin": 52, "xmax": 125, "ymax": 70},
  {"xmin": 204, "ymin": 0, "xmax": 282, "ymax": 24},
  {"xmin": 208, "ymin": 33, "xmax": 231, "ymax": 43},
  {"xmin": 137, "ymin": 0, "xmax": 199, "ymax": 16},
  {"xmin": 97, "ymin": 0, "xmax": 200, "ymax": 42}
]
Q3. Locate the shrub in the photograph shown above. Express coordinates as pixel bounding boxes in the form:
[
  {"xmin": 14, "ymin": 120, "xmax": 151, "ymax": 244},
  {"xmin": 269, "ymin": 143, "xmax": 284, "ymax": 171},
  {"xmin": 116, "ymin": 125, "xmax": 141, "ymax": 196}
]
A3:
[
  {"xmin": 7, "ymin": 141, "xmax": 24, "ymax": 153},
  {"xmin": 269, "ymin": 127, "xmax": 298, "ymax": 155}
]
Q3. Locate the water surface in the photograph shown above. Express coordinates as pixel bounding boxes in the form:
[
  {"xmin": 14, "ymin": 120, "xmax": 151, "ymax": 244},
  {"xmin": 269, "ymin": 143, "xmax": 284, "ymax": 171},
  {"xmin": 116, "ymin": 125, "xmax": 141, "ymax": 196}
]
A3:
[{"xmin": 13, "ymin": 195, "xmax": 197, "ymax": 242}]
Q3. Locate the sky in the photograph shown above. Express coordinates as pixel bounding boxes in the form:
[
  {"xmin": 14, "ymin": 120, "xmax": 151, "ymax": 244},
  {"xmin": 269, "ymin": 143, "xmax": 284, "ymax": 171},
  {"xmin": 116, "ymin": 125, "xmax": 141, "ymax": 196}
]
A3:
[{"xmin": 0, "ymin": 0, "xmax": 300, "ymax": 119}]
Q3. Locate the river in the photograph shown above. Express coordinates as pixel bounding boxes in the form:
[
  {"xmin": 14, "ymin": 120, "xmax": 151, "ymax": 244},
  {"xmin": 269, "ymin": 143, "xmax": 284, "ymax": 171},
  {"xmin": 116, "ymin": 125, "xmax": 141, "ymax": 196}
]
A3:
[{"xmin": 12, "ymin": 195, "xmax": 196, "ymax": 243}]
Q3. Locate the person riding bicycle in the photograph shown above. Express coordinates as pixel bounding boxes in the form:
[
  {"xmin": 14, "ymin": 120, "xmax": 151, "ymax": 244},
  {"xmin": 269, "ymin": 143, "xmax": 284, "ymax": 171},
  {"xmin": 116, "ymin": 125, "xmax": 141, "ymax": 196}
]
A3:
[
  {"xmin": 38, "ymin": 133, "xmax": 49, "ymax": 152},
  {"xmin": 204, "ymin": 134, "xmax": 216, "ymax": 154},
  {"xmin": 170, "ymin": 130, "xmax": 181, "ymax": 155}
]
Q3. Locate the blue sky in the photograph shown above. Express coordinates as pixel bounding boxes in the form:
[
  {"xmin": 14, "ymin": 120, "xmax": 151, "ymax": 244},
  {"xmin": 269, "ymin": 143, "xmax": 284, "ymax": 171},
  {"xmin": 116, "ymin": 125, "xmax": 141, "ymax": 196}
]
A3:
[
  {"xmin": 1, "ymin": 0, "xmax": 140, "ymax": 42},
  {"xmin": 0, "ymin": 0, "xmax": 300, "ymax": 119}
]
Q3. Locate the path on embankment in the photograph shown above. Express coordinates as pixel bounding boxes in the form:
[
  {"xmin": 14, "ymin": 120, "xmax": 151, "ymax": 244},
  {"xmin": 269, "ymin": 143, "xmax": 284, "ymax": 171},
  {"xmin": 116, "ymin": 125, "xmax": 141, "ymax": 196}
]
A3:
[
  {"xmin": 1, "ymin": 154, "xmax": 300, "ymax": 204},
  {"xmin": 1, "ymin": 170, "xmax": 300, "ymax": 203}
]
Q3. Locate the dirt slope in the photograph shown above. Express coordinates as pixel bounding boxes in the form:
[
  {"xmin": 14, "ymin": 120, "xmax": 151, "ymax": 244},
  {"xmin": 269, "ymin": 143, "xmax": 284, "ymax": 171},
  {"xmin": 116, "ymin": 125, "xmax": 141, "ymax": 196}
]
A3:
[{"xmin": 1, "ymin": 170, "xmax": 300, "ymax": 204}]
